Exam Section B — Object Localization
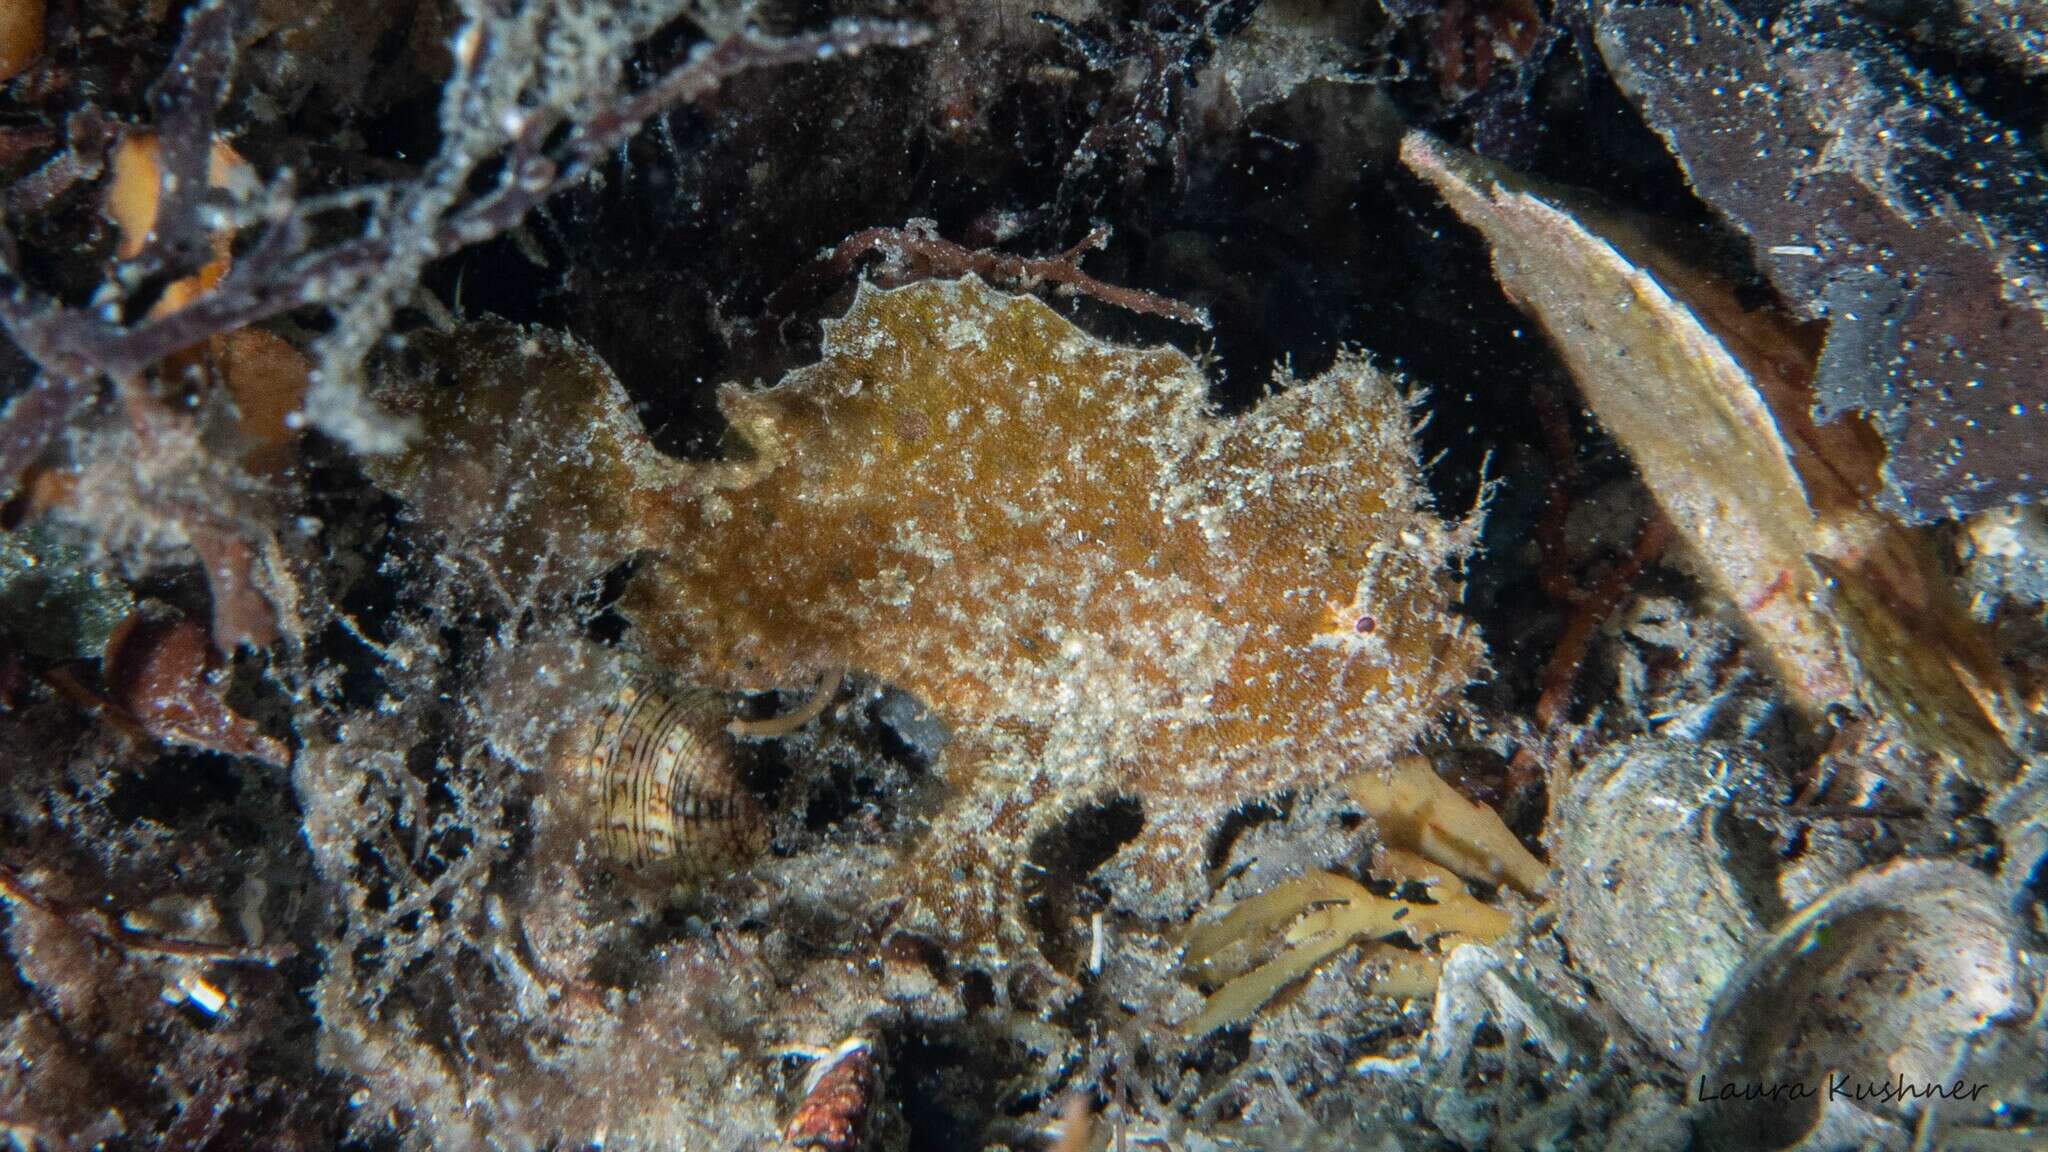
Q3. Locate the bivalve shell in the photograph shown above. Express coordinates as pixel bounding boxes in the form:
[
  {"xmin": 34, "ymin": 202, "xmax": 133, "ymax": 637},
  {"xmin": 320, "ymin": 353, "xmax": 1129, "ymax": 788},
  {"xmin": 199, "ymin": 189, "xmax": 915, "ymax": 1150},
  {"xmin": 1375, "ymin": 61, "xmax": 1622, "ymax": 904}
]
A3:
[
  {"xmin": 1693, "ymin": 858, "xmax": 2030, "ymax": 1152},
  {"xmin": 1551, "ymin": 738, "xmax": 1791, "ymax": 1062},
  {"xmin": 556, "ymin": 680, "xmax": 769, "ymax": 878}
]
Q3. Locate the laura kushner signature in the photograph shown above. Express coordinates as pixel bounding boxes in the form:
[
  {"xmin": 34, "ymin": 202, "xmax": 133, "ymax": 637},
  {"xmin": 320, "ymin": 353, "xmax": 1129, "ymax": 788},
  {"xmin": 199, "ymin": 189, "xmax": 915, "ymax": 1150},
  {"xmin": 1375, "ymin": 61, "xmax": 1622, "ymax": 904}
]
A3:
[{"xmin": 1697, "ymin": 1075, "xmax": 1990, "ymax": 1106}]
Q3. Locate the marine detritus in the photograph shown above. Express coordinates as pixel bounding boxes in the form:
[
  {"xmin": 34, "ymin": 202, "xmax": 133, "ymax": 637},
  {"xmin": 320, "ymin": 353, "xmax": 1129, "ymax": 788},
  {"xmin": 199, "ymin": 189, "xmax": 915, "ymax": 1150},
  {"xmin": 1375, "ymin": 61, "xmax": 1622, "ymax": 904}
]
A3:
[{"xmin": 0, "ymin": 0, "xmax": 2043, "ymax": 1149}]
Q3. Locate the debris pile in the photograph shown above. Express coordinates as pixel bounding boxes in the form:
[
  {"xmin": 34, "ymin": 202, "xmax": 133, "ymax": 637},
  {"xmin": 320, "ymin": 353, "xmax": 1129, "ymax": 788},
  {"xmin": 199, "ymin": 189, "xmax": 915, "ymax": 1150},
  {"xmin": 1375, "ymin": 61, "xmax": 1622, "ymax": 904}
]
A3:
[{"xmin": 0, "ymin": 0, "xmax": 2041, "ymax": 1148}]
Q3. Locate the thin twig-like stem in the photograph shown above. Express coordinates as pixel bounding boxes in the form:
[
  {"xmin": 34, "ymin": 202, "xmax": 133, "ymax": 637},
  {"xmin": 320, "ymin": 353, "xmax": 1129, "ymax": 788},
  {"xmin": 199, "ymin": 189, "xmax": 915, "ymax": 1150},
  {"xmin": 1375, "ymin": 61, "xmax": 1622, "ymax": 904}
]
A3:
[
  {"xmin": 1534, "ymin": 513, "xmax": 1673, "ymax": 730},
  {"xmin": 133, "ymin": 0, "xmax": 240, "ymax": 282},
  {"xmin": 0, "ymin": 21, "xmax": 931, "ymax": 453},
  {"xmin": 823, "ymin": 222, "xmax": 1211, "ymax": 327}
]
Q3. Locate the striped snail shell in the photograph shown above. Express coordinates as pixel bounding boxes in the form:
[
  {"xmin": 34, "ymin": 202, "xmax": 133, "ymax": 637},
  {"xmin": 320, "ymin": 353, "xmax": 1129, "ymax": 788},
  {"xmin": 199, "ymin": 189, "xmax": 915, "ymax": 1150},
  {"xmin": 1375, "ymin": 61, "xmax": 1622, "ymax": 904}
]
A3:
[{"xmin": 557, "ymin": 680, "xmax": 768, "ymax": 878}]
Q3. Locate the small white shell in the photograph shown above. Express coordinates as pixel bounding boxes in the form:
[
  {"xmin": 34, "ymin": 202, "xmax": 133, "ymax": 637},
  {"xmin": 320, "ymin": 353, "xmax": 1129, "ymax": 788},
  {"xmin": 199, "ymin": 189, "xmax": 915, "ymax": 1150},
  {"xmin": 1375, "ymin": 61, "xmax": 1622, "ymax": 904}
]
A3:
[
  {"xmin": 1694, "ymin": 859, "xmax": 2028, "ymax": 1151},
  {"xmin": 1550, "ymin": 738, "xmax": 1790, "ymax": 1061},
  {"xmin": 557, "ymin": 680, "xmax": 768, "ymax": 878}
]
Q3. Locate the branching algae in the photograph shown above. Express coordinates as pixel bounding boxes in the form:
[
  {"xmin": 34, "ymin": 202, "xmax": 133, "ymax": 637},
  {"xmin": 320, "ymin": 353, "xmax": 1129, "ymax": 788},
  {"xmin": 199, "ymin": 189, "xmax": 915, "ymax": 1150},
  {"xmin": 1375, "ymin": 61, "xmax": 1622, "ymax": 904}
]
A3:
[{"xmin": 379, "ymin": 276, "xmax": 1491, "ymax": 969}]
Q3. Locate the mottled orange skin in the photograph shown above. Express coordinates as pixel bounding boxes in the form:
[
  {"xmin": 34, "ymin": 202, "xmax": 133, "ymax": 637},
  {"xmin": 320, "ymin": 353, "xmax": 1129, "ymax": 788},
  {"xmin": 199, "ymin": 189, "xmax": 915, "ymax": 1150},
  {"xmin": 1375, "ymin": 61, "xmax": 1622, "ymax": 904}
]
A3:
[
  {"xmin": 383, "ymin": 278, "xmax": 1482, "ymax": 965},
  {"xmin": 622, "ymin": 279, "xmax": 1481, "ymax": 950}
]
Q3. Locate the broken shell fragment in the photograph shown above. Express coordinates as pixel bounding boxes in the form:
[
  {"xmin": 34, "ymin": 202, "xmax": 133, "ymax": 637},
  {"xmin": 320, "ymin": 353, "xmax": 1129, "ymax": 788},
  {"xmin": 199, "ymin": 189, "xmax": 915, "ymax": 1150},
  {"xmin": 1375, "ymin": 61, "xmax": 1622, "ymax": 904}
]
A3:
[
  {"xmin": 553, "ymin": 680, "xmax": 768, "ymax": 879},
  {"xmin": 1694, "ymin": 859, "xmax": 2030, "ymax": 1152},
  {"xmin": 1401, "ymin": 132, "xmax": 1850, "ymax": 706},
  {"xmin": 1402, "ymin": 132, "xmax": 2019, "ymax": 783},
  {"xmin": 1551, "ymin": 738, "xmax": 1789, "ymax": 1062},
  {"xmin": 785, "ymin": 1037, "xmax": 880, "ymax": 1152}
]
